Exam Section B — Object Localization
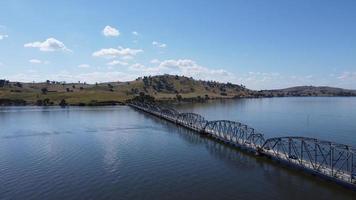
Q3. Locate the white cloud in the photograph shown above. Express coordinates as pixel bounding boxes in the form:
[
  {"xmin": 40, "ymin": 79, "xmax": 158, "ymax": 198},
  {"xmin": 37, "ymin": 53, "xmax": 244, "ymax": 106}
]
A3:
[
  {"xmin": 152, "ymin": 41, "xmax": 167, "ymax": 48},
  {"xmin": 24, "ymin": 38, "xmax": 71, "ymax": 52},
  {"xmin": 102, "ymin": 26, "xmax": 120, "ymax": 37},
  {"xmin": 334, "ymin": 71, "xmax": 356, "ymax": 89},
  {"xmin": 55, "ymin": 71, "xmax": 136, "ymax": 83},
  {"xmin": 92, "ymin": 46, "xmax": 143, "ymax": 59},
  {"xmin": 107, "ymin": 60, "xmax": 128, "ymax": 66},
  {"xmin": 338, "ymin": 72, "xmax": 356, "ymax": 80},
  {"xmin": 6, "ymin": 69, "xmax": 138, "ymax": 83},
  {"xmin": 241, "ymin": 72, "xmax": 282, "ymax": 87},
  {"xmin": 29, "ymin": 59, "xmax": 41, "ymax": 64},
  {"xmin": 132, "ymin": 31, "xmax": 139, "ymax": 36},
  {"xmin": 0, "ymin": 34, "xmax": 8, "ymax": 40},
  {"xmin": 305, "ymin": 75, "xmax": 313, "ymax": 79},
  {"xmin": 150, "ymin": 59, "xmax": 160, "ymax": 64},
  {"xmin": 78, "ymin": 64, "xmax": 90, "ymax": 68},
  {"xmin": 159, "ymin": 59, "xmax": 231, "ymax": 79},
  {"xmin": 235, "ymin": 72, "xmax": 352, "ymax": 90},
  {"xmin": 29, "ymin": 59, "xmax": 50, "ymax": 64},
  {"xmin": 130, "ymin": 63, "xmax": 147, "ymax": 71},
  {"xmin": 128, "ymin": 59, "xmax": 233, "ymax": 82},
  {"xmin": 121, "ymin": 55, "xmax": 136, "ymax": 60},
  {"xmin": 6, "ymin": 71, "xmax": 42, "ymax": 82}
]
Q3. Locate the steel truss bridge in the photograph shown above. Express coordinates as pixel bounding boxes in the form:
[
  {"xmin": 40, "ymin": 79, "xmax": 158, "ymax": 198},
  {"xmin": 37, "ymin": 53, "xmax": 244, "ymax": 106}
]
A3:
[{"xmin": 129, "ymin": 101, "xmax": 356, "ymax": 189}]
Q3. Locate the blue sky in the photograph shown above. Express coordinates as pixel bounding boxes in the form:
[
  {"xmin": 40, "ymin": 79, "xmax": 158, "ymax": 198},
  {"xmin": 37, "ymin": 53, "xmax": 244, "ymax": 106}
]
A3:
[{"xmin": 0, "ymin": 0, "xmax": 355, "ymax": 89}]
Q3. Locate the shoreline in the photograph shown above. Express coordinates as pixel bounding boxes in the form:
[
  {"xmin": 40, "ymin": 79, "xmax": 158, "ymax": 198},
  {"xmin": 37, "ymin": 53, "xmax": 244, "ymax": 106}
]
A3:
[{"xmin": 1, "ymin": 95, "xmax": 356, "ymax": 107}]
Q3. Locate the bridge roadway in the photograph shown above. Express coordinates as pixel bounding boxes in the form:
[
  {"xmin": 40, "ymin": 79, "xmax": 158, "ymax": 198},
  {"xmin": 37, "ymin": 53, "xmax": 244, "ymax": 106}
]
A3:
[{"xmin": 129, "ymin": 101, "xmax": 356, "ymax": 190}]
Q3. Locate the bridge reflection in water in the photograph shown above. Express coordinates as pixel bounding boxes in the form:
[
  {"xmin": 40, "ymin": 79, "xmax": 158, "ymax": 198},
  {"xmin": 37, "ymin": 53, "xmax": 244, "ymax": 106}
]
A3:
[{"xmin": 129, "ymin": 101, "xmax": 356, "ymax": 189}]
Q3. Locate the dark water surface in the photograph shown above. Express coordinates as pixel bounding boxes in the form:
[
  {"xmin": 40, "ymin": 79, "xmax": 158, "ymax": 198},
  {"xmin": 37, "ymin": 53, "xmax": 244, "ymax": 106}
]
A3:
[{"xmin": 1, "ymin": 97, "xmax": 356, "ymax": 200}]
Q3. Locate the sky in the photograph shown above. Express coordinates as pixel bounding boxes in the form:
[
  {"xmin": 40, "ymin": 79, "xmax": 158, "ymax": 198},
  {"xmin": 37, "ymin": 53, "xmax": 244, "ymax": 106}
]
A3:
[{"xmin": 0, "ymin": 0, "xmax": 356, "ymax": 89}]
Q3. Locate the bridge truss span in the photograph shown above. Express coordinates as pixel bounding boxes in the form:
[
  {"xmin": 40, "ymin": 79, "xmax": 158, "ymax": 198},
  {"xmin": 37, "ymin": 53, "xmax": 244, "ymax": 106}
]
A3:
[
  {"xmin": 262, "ymin": 137, "xmax": 356, "ymax": 184},
  {"xmin": 204, "ymin": 120, "xmax": 265, "ymax": 149},
  {"xmin": 177, "ymin": 112, "xmax": 208, "ymax": 132},
  {"xmin": 160, "ymin": 107, "xmax": 180, "ymax": 122}
]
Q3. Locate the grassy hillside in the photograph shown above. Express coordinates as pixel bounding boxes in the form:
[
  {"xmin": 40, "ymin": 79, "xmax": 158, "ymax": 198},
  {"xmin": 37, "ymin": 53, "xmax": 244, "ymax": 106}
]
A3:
[{"xmin": 0, "ymin": 75, "xmax": 251, "ymax": 106}]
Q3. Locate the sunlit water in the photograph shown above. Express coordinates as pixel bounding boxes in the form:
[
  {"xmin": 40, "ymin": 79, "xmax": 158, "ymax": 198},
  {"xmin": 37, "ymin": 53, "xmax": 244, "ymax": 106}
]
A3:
[{"xmin": 0, "ymin": 97, "xmax": 356, "ymax": 200}]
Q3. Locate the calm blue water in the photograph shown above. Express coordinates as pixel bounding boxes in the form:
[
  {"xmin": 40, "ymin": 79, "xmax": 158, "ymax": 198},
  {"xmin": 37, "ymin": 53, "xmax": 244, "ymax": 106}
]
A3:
[
  {"xmin": 175, "ymin": 97, "xmax": 356, "ymax": 146},
  {"xmin": 0, "ymin": 97, "xmax": 356, "ymax": 199}
]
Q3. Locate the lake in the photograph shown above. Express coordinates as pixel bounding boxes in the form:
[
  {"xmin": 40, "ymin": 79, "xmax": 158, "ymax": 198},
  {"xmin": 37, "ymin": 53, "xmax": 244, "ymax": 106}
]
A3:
[{"xmin": 1, "ymin": 97, "xmax": 356, "ymax": 199}]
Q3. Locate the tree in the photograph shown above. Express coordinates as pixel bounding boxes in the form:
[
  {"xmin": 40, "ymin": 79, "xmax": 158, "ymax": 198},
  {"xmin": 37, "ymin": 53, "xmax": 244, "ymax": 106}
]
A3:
[
  {"xmin": 41, "ymin": 87, "xmax": 48, "ymax": 95},
  {"xmin": 15, "ymin": 82, "xmax": 23, "ymax": 88},
  {"xmin": 130, "ymin": 92, "xmax": 155, "ymax": 103},
  {"xmin": 36, "ymin": 99, "xmax": 43, "ymax": 106},
  {"xmin": 43, "ymin": 98, "xmax": 50, "ymax": 105},
  {"xmin": 0, "ymin": 79, "xmax": 9, "ymax": 87},
  {"xmin": 59, "ymin": 99, "xmax": 67, "ymax": 107},
  {"xmin": 143, "ymin": 76, "xmax": 149, "ymax": 86},
  {"xmin": 176, "ymin": 94, "xmax": 183, "ymax": 102}
]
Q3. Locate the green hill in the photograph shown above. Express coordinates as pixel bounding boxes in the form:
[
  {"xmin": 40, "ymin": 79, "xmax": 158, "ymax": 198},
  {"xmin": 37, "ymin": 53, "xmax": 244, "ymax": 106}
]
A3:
[{"xmin": 0, "ymin": 75, "xmax": 251, "ymax": 106}]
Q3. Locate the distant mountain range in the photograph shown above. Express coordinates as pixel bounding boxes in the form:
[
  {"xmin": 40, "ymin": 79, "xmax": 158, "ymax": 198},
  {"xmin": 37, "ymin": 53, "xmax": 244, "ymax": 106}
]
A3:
[
  {"xmin": 257, "ymin": 86, "xmax": 356, "ymax": 97},
  {"xmin": 0, "ymin": 75, "xmax": 355, "ymax": 106}
]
